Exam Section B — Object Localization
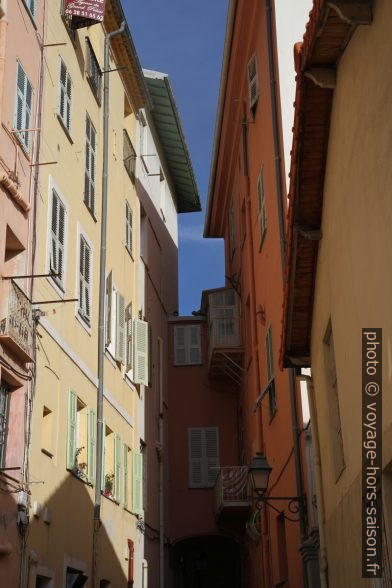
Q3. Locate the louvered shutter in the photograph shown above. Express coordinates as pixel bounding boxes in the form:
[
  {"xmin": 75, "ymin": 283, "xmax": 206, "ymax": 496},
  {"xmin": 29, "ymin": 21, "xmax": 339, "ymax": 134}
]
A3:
[
  {"xmin": 101, "ymin": 420, "xmax": 106, "ymax": 492},
  {"xmin": 84, "ymin": 116, "xmax": 95, "ymax": 212},
  {"xmin": 247, "ymin": 54, "xmax": 259, "ymax": 110},
  {"xmin": 79, "ymin": 236, "xmax": 91, "ymax": 322},
  {"xmin": 205, "ymin": 428, "xmax": 219, "ymax": 486},
  {"xmin": 28, "ymin": 0, "xmax": 35, "ymax": 18},
  {"xmin": 188, "ymin": 428, "xmax": 203, "ymax": 488},
  {"xmin": 87, "ymin": 409, "xmax": 96, "ymax": 484},
  {"xmin": 116, "ymin": 292, "xmax": 125, "ymax": 364},
  {"xmin": 126, "ymin": 202, "xmax": 133, "ymax": 253},
  {"xmin": 123, "ymin": 445, "xmax": 129, "ymax": 509},
  {"xmin": 114, "ymin": 434, "xmax": 121, "ymax": 503},
  {"xmin": 133, "ymin": 319, "xmax": 149, "ymax": 385},
  {"xmin": 67, "ymin": 390, "xmax": 77, "ymax": 470},
  {"xmin": 105, "ymin": 271, "xmax": 112, "ymax": 346},
  {"xmin": 125, "ymin": 303, "xmax": 133, "ymax": 372},
  {"xmin": 174, "ymin": 326, "xmax": 186, "ymax": 365},
  {"xmin": 189, "ymin": 326, "xmax": 201, "ymax": 364},
  {"xmin": 133, "ymin": 452, "xmax": 143, "ymax": 515},
  {"xmin": 258, "ymin": 167, "xmax": 266, "ymax": 243},
  {"xmin": 59, "ymin": 59, "xmax": 72, "ymax": 132},
  {"xmin": 266, "ymin": 326, "xmax": 274, "ymax": 381},
  {"xmin": 14, "ymin": 62, "xmax": 32, "ymax": 151}
]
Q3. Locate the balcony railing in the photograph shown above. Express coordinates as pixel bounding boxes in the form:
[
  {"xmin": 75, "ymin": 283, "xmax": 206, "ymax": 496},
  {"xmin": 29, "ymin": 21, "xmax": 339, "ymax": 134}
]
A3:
[
  {"xmin": 0, "ymin": 280, "xmax": 33, "ymax": 363},
  {"xmin": 214, "ymin": 466, "xmax": 251, "ymax": 520}
]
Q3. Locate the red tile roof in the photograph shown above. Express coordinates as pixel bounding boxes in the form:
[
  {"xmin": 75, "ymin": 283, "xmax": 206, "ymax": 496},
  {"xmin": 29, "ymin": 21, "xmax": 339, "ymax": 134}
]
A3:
[{"xmin": 280, "ymin": 0, "xmax": 373, "ymax": 369}]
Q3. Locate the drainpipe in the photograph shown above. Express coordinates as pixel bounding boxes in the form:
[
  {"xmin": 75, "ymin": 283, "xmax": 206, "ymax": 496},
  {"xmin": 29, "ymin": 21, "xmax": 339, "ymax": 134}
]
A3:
[
  {"xmin": 299, "ymin": 375, "xmax": 328, "ymax": 588},
  {"xmin": 0, "ymin": 0, "xmax": 7, "ymax": 125},
  {"xmin": 265, "ymin": 1, "xmax": 308, "ymax": 586},
  {"xmin": 158, "ymin": 337, "xmax": 164, "ymax": 588},
  {"xmin": 93, "ymin": 19, "xmax": 125, "ymax": 587}
]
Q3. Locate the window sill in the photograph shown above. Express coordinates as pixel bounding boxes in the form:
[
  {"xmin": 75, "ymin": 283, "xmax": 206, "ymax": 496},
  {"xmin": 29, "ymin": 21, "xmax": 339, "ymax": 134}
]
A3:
[
  {"xmin": 46, "ymin": 276, "xmax": 66, "ymax": 299},
  {"xmin": 125, "ymin": 245, "xmax": 134, "ymax": 262},
  {"xmin": 269, "ymin": 407, "xmax": 277, "ymax": 424},
  {"xmin": 102, "ymin": 491, "xmax": 119, "ymax": 505},
  {"xmin": 57, "ymin": 114, "xmax": 73, "ymax": 144},
  {"xmin": 67, "ymin": 468, "xmax": 91, "ymax": 486},
  {"xmin": 84, "ymin": 200, "xmax": 97, "ymax": 222},
  {"xmin": 12, "ymin": 130, "xmax": 31, "ymax": 160},
  {"xmin": 86, "ymin": 75, "xmax": 102, "ymax": 107},
  {"xmin": 75, "ymin": 310, "xmax": 92, "ymax": 335},
  {"xmin": 41, "ymin": 448, "xmax": 54, "ymax": 459},
  {"xmin": 124, "ymin": 373, "xmax": 137, "ymax": 391},
  {"xmin": 105, "ymin": 348, "xmax": 118, "ymax": 368}
]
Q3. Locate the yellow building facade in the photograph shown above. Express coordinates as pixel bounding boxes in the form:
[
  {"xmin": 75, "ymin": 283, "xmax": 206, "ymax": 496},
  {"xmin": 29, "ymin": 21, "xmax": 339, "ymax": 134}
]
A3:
[{"xmin": 26, "ymin": 1, "xmax": 149, "ymax": 585}]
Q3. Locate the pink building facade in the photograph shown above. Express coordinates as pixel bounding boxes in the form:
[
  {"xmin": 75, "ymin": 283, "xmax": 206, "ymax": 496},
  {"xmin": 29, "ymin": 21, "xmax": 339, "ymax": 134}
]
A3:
[{"xmin": 0, "ymin": 0, "xmax": 44, "ymax": 583}]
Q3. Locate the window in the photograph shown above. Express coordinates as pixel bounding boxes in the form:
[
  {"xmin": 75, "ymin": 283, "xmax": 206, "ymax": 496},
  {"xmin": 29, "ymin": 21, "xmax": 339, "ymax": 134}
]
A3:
[
  {"xmin": 125, "ymin": 201, "xmax": 133, "ymax": 254},
  {"xmin": 104, "ymin": 274, "xmax": 128, "ymax": 366},
  {"xmin": 123, "ymin": 130, "xmax": 136, "ymax": 182},
  {"xmin": 86, "ymin": 40, "xmax": 101, "ymax": 103},
  {"xmin": 133, "ymin": 451, "xmax": 143, "ymax": 515},
  {"xmin": 125, "ymin": 303, "xmax": 133, "ymax": 372},
  {"xmin": 247, "ymin": 53, "xmax": 259, "ymax": 113},
  {"xmin": 65, "ymin": 567, "xmax": 88, "ymax": 587},
  {"xmin": 41, "ymin": 406, "xmax": 54, "ymax": 457},
  {"xmin": 229, "ymin": 203, "xmax": 235, "ymax": 260},
  {"xmin": 78, "ymin": 235, "xmax": 92, "ymax": 324},
  {"xmin": 133, "ymin": 319, "xmax": 149, "ymax": 385},
  {"xmin": 84, "ymin": 115, "xmax": 96, "ymax": 214},
  {"xmin": 58, "ymin": 59, "xmax": 72, "ymax": 133},
  {"xmin": 14, "ymin": 61, "xmax": 33, "ymax": 152},
  {"xmin": 324, "ymin": 321, "xmax": 345, "ymax": 480},
  {"xmin": 23, "ymin": 0, "xmax": 36, "ymax": 19},
  {"xmin": 0, "ymin": 383, "xmax": 10, "ymax": 469},
  {"xmin": 174, "ymin": 325, "xmax": 201, "ymax": 366},
  {"xmin": 66, "ymin": 391, "xmax": 95, "ymax": 483},
  {"xmin": 188, "ymin": 427, "xmax": 219, "ymax": 488},
  {"xmin": 102, "ymin": 425, "xmax": 121, "ymax": 502},
  {"xmin": 123, "ymin": 445, "xmax": 132, "ymax": 510},
  {"xmin": 49, "ymin": 188, "xmax": 66, "ymax": 289},
  {"xmin": 257, "ymin": 166, "xmax": 266, "ymax": 248},
  {"xmin": 265, "ymin": 325, "xmax": 276, "ymax": 419}
]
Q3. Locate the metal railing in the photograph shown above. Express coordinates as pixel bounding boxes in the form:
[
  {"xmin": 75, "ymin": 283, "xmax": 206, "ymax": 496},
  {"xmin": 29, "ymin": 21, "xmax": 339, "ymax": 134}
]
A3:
[
  {"xmin": 214, "ymin": 466, "xmax": 250, "ymax": 515},
  {"xmin": 0, "ymin": 280, "xmax": 32, "ymax": 360}
]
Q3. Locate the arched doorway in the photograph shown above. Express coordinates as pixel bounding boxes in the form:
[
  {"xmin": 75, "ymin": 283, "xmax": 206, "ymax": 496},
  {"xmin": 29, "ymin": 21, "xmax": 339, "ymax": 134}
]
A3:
[{"xmin": 171, "ymin": 535, "xmax": 241, "ymax": 587}]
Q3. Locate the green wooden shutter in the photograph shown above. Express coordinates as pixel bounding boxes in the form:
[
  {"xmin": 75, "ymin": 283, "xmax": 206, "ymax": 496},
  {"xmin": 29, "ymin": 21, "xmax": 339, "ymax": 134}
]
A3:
[
  {"xmin": 116, "ymin": 292, "xmax": 125, "ymax": 364},
  {"xmin": 114, "ymin": 434, "xmax": 121, "ymax": 503},
  {"xmin": 133, "ymin": 452, "xmax": 143, "ymax": 515},
  {"xmin": 105, "ymin": 271, "xmax": 112, "ymax": 346},
  {"xmin": 174, "ymin": 326, "xmax": 186, "ymax": 365},
  {"xmin": 87, "ymin": 409, "xmax": 96, "ymax": 484},
  {"xmin": 67, "ymin": 390, "xmax": 77, "ymax": 470},
  {"xmin": 101, "ymin": 420, "xmax": 106, "ymax": 492},
  {"xmin": 124, "ymin": 444, "xmax": 129, "ymax": 509}
]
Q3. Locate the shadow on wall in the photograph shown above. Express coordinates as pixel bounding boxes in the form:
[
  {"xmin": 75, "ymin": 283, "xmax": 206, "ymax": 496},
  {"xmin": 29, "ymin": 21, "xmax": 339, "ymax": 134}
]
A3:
[
  {"xmin": 27, "ymin": 474, "xmax": 129, "ymax": 587},
  {"xmin": 170, "ymin": 535, "xmax": 241, "ymax": 588},
  {"xmin": 0, "ymin": 477, "xmax": 22, "ymax": 588}
]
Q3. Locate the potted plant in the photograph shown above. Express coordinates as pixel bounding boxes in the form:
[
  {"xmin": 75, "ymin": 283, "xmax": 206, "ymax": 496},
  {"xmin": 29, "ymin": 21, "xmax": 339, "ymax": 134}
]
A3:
[{"xmin": 104, "ymin": 472, "xmax": 115, "ymax": 498}]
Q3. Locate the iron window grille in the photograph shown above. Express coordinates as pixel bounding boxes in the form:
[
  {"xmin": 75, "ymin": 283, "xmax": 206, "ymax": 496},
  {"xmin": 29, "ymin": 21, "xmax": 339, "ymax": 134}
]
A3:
[{"xmin": 86, "ymin": 40, "xmax": 102, "ymax": 103}]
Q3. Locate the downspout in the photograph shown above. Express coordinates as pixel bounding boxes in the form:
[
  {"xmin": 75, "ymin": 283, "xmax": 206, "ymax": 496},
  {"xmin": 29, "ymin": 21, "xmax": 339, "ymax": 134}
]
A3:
[
  {"xmin": 265, "ymin": 1, "xmax": 308, "ymax": 586},
  {"xmin": 158, "ymin": 337, "xmax": 164, "ymax": 588},
  {"xmin": 93, "ymin": 19, "xmax": 125, "ymax": 588},
  {"xmin": 299, "ymin": 375, "xmax": 328, "ymax": 588},
  {"xmin": 0, "ymin": 0, "xmax": 7, "ymax": 125}
]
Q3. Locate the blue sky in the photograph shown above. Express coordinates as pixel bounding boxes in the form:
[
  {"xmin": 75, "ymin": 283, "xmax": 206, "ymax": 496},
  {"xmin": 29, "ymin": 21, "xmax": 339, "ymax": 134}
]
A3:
[{"xmin": 125, "ymin": 0, "xmax": 228, "ymax": 315}]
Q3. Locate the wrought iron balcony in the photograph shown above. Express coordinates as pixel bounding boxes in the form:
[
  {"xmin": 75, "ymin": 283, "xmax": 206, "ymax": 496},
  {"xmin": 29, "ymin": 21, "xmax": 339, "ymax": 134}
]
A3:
[
  {"xmin": 0, "ymin": 280, "xmax": 33, "ymax": 363},
  {"xmin": 214, "ymin": 466, "xmax": 251, "ymax": 523}
]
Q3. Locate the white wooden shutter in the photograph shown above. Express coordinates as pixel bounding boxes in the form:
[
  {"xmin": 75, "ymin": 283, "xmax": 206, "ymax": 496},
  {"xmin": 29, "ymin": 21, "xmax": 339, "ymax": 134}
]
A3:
[
  {"xmin": 133, "ymin": 319, "xmax": 149, "ymax": 385},
  {"xmin": 84, "ymin": 116, "xmax": 96, "ymax": 212},
  {"xmin": 105, "ymin": 271, "xmax": 112, "ymax": 346},
  {"xmin": 14, "ymin": 62, "xmax": 32, "ymax": 151},
  {"xmin": 205, "ymin": 428, "xmax": 219, "ymax": 486},
  {"xmin": 87, "ymin": 409, "xmax": 96, "ymax": 484},
  {"xmin": 50, "ymin": 189, "xmax": 66, "ymax": 286},
  {"xmin": 247, "ymin": 53, "xmax": 259, "ymax": 110},
  {"xmin": 174, "ymin": 326, "xmax": 186, "ymax": 365},
  {"xmin": 114, "ymin": 434, "xmax": 121, "ymax": 503},
  {"xmin": 116, "ymin": 292, "xmax": 125, "ymax": 364},
  {"xmin": 79, "ymin": 236, "xmax": 91, "ymax": 322},
  {"xmin": 188, "ymin": 428, "xmax": 203, "ymax": 488},
  {"xmin": 59, "ymin": 59, "xmax": 72, "ymax": 132},
  {"xmin": 257, "ymin": 167, "xmax": 266, "ymax": 243},
  {"xmin": 133, "ymin": 452, "xmax": 143, "ymax": 515},
  {"xmin": 123, "ymin": 445, "xmax": 129, "ymax": 509},
  {"xmin": 67, "ymin": 390, "xmax": 77, "ymax": 470},
  {"xmin": 188, "ymin": 326, "xmax": 201, "ymax": 364},
  {"xmin": 126, "ymin": 202, "xmax": 133, "ymax": 253},
  {"xmin": 125, "ymin": 303, "xmax": 133, "ymax": 372}
]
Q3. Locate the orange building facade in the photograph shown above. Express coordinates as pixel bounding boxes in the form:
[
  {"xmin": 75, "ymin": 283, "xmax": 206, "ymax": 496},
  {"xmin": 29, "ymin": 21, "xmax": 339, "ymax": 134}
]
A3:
[
  {"xmin": 204, "ymin": 0, "xmax": 313, "ymax": 585},
  {"xmin": 167, "ymin": 1, "xmax": 320, "ymax": 587}
]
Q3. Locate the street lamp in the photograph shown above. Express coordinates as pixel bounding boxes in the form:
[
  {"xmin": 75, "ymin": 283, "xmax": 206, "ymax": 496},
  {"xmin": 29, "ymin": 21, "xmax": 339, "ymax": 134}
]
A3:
[
  {"xmin": 249, "ymin": 452, "xmax": 271, "ymax": 495},
  {"xmin": 248, "ymin": 453, "xmax": 303, "ymax": 519}
]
